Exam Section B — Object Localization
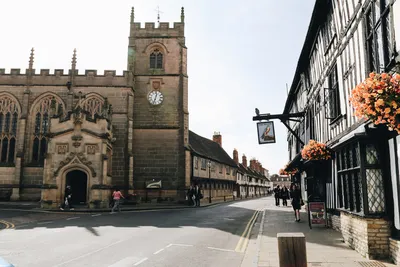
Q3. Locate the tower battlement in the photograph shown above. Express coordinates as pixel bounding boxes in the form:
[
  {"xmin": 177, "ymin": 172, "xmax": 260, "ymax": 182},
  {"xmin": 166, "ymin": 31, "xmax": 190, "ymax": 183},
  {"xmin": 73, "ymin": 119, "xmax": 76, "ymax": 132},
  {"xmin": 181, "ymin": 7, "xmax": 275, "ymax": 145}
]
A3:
[
  {"xmin": 0, "ymin": 68, "xmax": 132, "ymax": 87},
  {"xmin": 129, "ymin": 7, "xmax": 185, "ymax": 38}
]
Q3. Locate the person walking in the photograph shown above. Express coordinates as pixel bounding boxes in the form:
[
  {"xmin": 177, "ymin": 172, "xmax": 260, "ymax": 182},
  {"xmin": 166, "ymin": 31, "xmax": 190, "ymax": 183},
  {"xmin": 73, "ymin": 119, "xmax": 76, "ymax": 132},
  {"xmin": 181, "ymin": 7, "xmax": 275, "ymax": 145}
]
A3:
[
  {"xmin": 111, "ymin": 188, "xmax": 125, "ymax": 213},
  {"xmin": 274, "ymin": 186, "xmax": 281, "ymax": 206},
  {"xmin": 187, "ymin": 185, "xmax": 195, "ymax": 207},
  {"xmin": 60, "ymin": 185, "xmax": 74, "ymax": 210},
  {"xmin": 194, "ymin": 184, "xmax": 202, "ymax": 207},
  {"xmin": 290, "ymin": 184, "xmax": 303, "ymax": 222},
  {"xmin": 281, "ymin": 186, "xmax": 289, "ymax": 206}
]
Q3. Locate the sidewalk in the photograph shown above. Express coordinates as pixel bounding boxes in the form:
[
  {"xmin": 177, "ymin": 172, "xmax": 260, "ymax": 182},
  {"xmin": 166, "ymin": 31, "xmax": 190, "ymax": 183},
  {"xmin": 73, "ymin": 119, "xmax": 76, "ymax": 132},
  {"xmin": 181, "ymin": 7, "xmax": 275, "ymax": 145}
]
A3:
[{"xmin": 242, "ymin": 197, "xmax": 396, "ymax": 267}]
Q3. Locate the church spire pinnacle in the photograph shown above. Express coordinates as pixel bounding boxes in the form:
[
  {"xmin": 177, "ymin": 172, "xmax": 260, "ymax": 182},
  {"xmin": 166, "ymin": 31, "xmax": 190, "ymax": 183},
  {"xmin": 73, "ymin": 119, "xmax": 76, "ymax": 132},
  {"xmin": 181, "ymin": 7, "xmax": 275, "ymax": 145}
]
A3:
[
  {"xmin": 130, "ymin": 7, "xmax": 134, "ymax": 23},
  {"xmin": 181, "ymin": 7, "xmax": 185, "ymax": 23},
  {"xmin": 71, "ymin": 48, "xmax": 77, "ymax": 71},
  {"xmin": 28, "ymin": 47, "xmax": 34, "ymax": 71}
]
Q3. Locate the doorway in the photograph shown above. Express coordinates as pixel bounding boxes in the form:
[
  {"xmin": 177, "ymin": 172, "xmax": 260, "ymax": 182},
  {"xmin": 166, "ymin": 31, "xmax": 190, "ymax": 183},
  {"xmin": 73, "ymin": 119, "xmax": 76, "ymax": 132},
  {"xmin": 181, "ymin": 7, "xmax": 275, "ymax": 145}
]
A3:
[{"xmin": 66, "ymin": 170, "xmax": 88, "ymax": 205}]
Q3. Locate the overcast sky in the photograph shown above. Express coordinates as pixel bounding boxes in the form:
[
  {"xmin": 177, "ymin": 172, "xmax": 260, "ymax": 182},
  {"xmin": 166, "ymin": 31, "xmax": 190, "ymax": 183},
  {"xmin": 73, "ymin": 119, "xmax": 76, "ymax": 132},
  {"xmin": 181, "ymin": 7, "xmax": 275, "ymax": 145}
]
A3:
[{"xmin": 0, "ymin": 0, "xmax": 315, "ymax": 175}]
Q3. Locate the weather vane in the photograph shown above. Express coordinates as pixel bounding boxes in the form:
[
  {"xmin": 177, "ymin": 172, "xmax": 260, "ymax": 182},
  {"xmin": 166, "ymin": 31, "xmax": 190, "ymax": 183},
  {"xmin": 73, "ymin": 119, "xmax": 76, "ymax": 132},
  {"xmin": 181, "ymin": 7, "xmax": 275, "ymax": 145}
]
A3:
[{"xmin": 154, "ymin": 6, "xmax": 163, "ymax": 26}]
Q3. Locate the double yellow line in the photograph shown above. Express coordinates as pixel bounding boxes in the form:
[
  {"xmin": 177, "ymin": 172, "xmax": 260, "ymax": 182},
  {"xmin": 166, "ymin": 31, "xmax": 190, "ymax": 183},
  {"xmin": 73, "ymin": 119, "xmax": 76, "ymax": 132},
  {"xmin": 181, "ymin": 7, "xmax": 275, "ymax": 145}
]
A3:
[
  {"xmin": 0, "ymin": 219, "xmax": 15, "ymax": 230},
  {"xmin": 235, "ymin": 208, "xmax": 262, "ymax": 253}
]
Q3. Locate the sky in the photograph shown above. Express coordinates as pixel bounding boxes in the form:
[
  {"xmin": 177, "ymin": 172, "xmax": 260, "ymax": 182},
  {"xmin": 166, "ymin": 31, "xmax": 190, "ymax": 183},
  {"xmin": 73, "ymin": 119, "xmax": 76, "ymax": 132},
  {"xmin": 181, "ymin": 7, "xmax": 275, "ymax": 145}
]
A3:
[{"xmin": 0, "ymin": 0, "xmax": 315, "ymax": 175}]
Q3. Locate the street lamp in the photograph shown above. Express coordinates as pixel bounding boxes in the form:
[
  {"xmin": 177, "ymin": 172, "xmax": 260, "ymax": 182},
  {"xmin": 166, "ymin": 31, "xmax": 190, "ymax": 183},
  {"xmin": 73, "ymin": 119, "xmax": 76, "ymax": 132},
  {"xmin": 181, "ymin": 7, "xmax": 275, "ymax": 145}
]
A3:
[{"xmin": 207, "ymin": 161, "xmax": 212, "ymax": 203}]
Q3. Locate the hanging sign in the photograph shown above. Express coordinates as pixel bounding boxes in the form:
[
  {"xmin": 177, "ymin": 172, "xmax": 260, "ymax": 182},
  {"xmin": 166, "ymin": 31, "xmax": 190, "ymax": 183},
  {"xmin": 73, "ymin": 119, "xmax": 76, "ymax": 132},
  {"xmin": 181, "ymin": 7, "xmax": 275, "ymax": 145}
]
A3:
[{"xmin": 257, "ymin": 121, "xmax": 276, "ymax": 144}]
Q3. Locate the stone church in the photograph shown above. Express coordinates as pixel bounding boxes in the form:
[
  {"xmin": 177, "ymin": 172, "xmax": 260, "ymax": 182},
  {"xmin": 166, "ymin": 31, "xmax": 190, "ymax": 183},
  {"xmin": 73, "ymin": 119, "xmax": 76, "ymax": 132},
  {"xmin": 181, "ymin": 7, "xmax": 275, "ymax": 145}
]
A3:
[{"xmin": 0, "ymin": 7, "xmax": 190, "ymax": 208}]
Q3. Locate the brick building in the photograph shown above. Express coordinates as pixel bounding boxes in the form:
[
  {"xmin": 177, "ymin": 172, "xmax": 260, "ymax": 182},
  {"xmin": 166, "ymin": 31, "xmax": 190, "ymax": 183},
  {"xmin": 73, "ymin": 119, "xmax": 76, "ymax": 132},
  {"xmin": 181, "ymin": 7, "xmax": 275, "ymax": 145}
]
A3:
[{"xmin": 0, "ymin": 7, "xmax": 191, "ymax": 208}]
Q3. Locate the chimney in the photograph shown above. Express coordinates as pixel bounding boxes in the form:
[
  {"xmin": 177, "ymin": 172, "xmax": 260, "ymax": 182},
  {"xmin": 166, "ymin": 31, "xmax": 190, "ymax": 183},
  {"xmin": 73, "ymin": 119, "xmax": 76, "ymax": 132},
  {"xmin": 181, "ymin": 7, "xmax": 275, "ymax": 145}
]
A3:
[
  {"xmin": 242, "ymin": 154, "xmax": 247, "ymax": 167},
  {"xmin": 233, "ymin": 149, "xmax": 239, "ymax": 164},
  {"xmin": 250, "ymin": 159, "xmax": 256, "ymax": 170},
  {"xmin": 213, "ymin": 131, "xmax": 222, "ymax": 147}
]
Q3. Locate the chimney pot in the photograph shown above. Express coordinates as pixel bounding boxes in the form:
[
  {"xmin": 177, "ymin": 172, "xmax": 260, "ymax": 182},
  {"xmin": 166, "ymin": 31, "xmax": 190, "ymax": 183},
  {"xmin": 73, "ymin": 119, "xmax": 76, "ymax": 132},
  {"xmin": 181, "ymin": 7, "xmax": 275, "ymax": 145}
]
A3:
[
  {"xmin": 212, "ymin": 132, "xmax": 222, "ymax": 147},
  {"xmin": 233, "ymin": 149, "xmax": 238, "ymax": 164},
  {"xmin": 242, "ymin": 154, "xmax": 247, "ymax": 167}
]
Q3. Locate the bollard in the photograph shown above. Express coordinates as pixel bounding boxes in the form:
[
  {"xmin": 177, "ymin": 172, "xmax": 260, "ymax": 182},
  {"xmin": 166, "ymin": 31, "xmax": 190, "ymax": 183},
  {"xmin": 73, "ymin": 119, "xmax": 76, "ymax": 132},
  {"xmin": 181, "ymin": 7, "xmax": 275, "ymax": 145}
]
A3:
[
  {"xmin": 224, "ymin": 196, "xmax": 226, "ymax": 202},
  {"xmin": 277, "ymin": 233, "xmax": 307, "ymax": 267}
]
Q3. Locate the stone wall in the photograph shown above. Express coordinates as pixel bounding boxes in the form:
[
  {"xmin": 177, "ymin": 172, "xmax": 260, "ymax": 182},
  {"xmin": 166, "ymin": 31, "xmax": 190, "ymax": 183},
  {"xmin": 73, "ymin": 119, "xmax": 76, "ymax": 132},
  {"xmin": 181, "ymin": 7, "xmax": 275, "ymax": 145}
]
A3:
[
  {"xmin": 389, "ymin": 238, "xmax": 400, "ymax": 265},
  {"xmin": 327, "ymin": 212, "xmax": 341, "ymax": 232},
  {"xmin": 340, "ymin": 211, "xmax": 391, "ymax": 260}
]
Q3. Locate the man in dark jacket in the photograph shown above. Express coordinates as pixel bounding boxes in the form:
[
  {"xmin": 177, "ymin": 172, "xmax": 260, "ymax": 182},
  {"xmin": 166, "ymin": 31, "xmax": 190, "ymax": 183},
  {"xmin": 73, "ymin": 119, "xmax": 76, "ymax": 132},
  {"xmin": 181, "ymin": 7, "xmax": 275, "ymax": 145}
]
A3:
[
  {"xmin": 186, "ymin": 185, "xmax": 195, "ymax": 207},
  {"xmin": 274, "ymin": 186, "xmax": 281, "ymax": 206},
  {"xmin": 60, "ymin": 185, "xmax": 74, "ymax": 210}
]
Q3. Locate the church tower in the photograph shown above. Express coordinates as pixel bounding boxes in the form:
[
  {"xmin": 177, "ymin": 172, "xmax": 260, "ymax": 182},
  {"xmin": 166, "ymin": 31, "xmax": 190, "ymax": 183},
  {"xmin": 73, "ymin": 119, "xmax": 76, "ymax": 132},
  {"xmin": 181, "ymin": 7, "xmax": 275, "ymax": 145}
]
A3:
[{"xmin": 128, "ymin": 7, "xmax": 189, "ymax": 200}]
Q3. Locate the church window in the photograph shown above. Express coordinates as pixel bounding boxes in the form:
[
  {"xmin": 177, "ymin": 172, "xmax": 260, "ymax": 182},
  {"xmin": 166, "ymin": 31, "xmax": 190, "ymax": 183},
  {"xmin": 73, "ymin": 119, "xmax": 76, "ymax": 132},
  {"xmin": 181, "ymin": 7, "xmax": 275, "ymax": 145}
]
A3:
[
  {"xmin": 0, "ymin": 95, "xmax": 20, "ymax": 164},
  {"xmin": 81, "ymin": 96, "xmax": 104, "ymax": 119},
  {"xmin": 31, "ymin": 95, "xmax": 64, "ymax": 165},
  {"xmin": 150, "ymin": 49, "xmax": 163, "ymax": 69}
]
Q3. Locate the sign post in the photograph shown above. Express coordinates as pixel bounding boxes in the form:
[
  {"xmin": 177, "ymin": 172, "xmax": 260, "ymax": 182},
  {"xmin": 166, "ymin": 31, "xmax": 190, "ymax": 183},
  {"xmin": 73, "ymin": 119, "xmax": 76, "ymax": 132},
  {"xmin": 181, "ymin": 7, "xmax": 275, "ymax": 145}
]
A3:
[{"xmin": 308, "ymin": 201, "xmax": 327, "ymax": 229}]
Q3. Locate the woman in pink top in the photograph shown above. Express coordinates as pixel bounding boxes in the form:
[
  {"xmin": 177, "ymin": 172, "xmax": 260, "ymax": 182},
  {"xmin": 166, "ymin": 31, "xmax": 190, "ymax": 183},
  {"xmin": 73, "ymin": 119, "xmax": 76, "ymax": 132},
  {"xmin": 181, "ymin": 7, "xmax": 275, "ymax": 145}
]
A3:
[{"xmin": 111, "ymin": 188, "xmax": 125, "ymax": 213}]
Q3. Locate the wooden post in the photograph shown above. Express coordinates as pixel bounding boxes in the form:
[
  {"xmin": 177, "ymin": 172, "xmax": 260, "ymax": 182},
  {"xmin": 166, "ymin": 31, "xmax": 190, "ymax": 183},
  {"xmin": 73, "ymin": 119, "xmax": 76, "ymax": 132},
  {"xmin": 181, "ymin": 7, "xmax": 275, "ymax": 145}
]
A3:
[{"xmin": 277, "ymin": 233, "xmax": 307, "ymax": 267}]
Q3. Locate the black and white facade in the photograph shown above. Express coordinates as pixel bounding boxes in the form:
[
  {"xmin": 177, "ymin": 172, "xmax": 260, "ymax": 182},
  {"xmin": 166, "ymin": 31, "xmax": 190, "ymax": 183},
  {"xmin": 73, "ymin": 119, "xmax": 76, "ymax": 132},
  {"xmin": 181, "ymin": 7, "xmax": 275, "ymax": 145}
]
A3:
[{"xmin": 284, "ymin": 0, "xmax": 400, "ymax": 262}]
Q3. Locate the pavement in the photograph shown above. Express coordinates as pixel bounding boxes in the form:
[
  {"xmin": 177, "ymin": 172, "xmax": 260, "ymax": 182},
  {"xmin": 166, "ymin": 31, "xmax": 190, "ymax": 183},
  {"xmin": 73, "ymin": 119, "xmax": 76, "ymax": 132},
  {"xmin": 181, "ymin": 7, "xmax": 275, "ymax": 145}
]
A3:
[
  {"xmin": 0, "ymin": 197, "xmax": 267, "ymax": 267},
  {"xmin": 0, "ymin": 196, "xmax": 396, "ymax": 267},
  {"xmin": 241, "ymin": 197, "xmax": 396, "ymax": 267}
]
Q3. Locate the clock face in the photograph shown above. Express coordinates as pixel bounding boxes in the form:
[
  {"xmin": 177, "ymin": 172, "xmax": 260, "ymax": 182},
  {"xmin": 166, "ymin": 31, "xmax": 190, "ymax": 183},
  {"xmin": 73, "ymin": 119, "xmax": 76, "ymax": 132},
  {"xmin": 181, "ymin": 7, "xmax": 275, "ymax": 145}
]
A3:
[{"xmin": 148, "ymin": 90, "xmax": 164, "ymax": 105}]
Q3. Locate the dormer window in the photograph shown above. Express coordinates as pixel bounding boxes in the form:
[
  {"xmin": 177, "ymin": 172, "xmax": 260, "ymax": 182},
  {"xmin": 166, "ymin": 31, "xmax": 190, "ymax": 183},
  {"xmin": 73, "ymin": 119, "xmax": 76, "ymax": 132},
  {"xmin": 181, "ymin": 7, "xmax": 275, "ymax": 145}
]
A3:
[{"xmin": 150, "ymin": 49, "xmax": 163, "ymax": 69}]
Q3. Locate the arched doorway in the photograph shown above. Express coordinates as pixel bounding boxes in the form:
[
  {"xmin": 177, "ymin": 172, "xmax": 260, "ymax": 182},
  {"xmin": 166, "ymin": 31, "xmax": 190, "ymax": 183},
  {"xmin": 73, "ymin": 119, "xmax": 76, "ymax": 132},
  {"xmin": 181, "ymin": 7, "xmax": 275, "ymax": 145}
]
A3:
[{"xmin": 66, "ymin": 170, "xmax": 88, "ymax": 205}]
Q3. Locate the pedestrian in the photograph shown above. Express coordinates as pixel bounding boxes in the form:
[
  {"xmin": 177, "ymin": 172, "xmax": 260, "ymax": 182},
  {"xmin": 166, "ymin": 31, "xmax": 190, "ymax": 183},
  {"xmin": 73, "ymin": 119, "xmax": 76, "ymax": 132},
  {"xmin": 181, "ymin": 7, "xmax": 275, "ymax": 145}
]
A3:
[
  {"xmin": 290, "ymin": 184, "xmax": 303, "ymax": 222},
  {"xmin": 274, "ymin": 186, "xmax": 281, "ymax": 206},
  {"xmin": 60, "ymin": 185, "xmax": 74, "ymax": 210},
  {"xmin": 281, "ymin": 186, "xmax": 289, "ymax": 206},
  {"xmin": 194, "ymin": 184, "xmax": 202, "ymax": 207},
  {"xmin": 186, "ymin": 185, "xmax": 195, "ymax": 207},
  {"xmin": 111, "ymin": 188, "xmax": 125, "ymax": 213}
]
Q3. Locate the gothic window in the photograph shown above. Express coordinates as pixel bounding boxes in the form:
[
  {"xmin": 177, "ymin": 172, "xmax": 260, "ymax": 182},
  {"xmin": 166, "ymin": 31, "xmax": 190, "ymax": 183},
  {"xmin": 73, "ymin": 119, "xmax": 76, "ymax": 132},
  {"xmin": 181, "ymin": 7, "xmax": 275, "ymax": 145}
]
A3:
[
  {"xmin": 149, "ymin": 49, "xmax": 163, "ymax": 69},
  {"xmin": 365, "ymin": 0, "xmax": 393, "ymax": 72},
  {"xmin": 31, "ymin": 95, "xmax": 64, "ymax": 165},
  {"xmin": 0, "ymin": 95, "xmax": 20, "ymax": 164},
  {"xmin": 81, "ymin": 96, "xmax": 104, "ymax": 119}
]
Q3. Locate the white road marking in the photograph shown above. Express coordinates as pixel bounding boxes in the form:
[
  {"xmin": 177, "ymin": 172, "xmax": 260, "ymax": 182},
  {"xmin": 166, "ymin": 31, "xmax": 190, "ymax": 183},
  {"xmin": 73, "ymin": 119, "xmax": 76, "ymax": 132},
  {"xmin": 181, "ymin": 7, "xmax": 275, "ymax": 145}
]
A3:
[
  {"xmin": 53, "ymin": 239, "xmax": 126, "ymax": 266},
  {"xmin": 91, "ymin": 214, "xmax": 102, "ymax": 217},
  {"xmin": 169, "ymin": 243, "xmax": 193, "ymax": 247},
  {"xmin": 153, "ymin": 248, "xmax": 164, "ymax": 254},
  {"xmin": 66, "ymin": 217, "xmax": 80, "ymax": 220},
  {"xmin": 207, "ymin": 246, "xmax": 236, "ymax": 252},
  {"xmin": 37, "ymin": 221, "xmax": 53, "ymax": 225},
  {"xmin": 166, "ymin": 244, "xmax": 173, "ymax": 248},
  {"xmin": 133, "ymin": 258, "xmax": 148, "ymax": 266}
]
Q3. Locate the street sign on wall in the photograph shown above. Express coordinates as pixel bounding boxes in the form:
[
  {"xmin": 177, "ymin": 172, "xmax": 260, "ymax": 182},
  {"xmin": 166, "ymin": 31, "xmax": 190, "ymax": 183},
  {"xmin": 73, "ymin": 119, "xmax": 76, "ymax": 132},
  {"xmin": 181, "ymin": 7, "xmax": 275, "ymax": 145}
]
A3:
[{"xmin": 257, "ymin": 121, "xmax": 276, "ymax": 144}]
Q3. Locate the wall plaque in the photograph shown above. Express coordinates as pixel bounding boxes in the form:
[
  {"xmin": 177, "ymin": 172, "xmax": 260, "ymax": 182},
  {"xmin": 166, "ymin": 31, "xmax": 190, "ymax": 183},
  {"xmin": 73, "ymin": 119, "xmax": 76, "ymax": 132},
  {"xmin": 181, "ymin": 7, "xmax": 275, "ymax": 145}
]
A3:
[{"xmin": 56, "ymin": 144, "xmax": 68, "ymax": 154}]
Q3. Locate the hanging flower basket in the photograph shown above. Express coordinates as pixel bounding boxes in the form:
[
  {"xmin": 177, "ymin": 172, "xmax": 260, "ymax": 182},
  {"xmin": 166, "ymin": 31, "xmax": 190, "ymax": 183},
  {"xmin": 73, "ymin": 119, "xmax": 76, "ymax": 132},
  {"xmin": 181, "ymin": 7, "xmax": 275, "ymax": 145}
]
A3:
[
  {"xmin": 301, "ymin": 140, "xmax": 332, "ymax": 161},
  {"xmin": 350, "ymin": 72, "xmax": 400, "ymax": 134},
  {"xmin": 279, "ymin": 165, "xmax": 298, "ymax": 175}
]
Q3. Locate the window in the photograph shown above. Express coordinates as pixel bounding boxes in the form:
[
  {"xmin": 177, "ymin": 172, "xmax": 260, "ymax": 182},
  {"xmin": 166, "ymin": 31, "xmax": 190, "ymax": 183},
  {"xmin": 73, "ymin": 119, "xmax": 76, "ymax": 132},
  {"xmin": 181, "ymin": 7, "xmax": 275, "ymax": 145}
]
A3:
[
  {"xmin": 337, "ymin": 141, "xmax": 386, "ymax": 215},
  {"xmin": 150, "ymin": 49, "xmax": 163, "ymax": 69},
  {"xmin": 32, "ymin": 95, "xmax": 64, "ymax": 165},
  {"xmin": 81, "ymin": 95, "xmax": 104, "ymax": 119},
  {"xmin": 365, "ymin": 0, "xmax": 393, "ymax": 72},
  {"xmin": 323, "ymin": 5, "xmax": 336, "ymax": 49},
  {"xmin": 0, "ymin": 95, "xmax": 19, "ymax": 164},
  {"xmin": 194, "ymin": 156, "xmax": 198, "ymax": 169},
  {"xmin": 219, "ymin": 164, "xmax": 223, "ymax": 174},
  {"xmin": 325, "ymin": 65, "xmax": 341, "ymax": 119},
  {"xmin": 226, "ymin": 166, "xmax": 230, "ymax": 175},
  {"xmin": 201, "ymin": 158, "xmax": 206, "ymax": 170}
]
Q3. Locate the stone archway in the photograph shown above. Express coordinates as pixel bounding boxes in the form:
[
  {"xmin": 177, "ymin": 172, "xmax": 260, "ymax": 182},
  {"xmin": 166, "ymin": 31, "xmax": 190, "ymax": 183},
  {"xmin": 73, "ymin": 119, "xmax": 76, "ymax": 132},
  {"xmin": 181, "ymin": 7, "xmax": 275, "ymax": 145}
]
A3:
[{"xmin": 65, "ymin": 170, "xmax": 88, "ymax": 205}]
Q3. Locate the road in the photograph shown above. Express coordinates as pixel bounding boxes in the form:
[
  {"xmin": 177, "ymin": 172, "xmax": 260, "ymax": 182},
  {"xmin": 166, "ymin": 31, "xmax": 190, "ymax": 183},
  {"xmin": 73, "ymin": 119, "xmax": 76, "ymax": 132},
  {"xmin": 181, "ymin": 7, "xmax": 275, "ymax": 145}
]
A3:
[{"xmin": 0, "ymin": 197, "xmax": 268, "ymax": 267}]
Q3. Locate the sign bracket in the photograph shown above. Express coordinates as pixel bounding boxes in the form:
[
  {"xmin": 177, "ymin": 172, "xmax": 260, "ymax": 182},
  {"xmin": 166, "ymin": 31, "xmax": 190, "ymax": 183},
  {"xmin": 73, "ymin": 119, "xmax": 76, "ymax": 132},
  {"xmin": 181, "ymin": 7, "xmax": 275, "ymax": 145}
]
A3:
[{"xmin": 253, "ymin": 109, "xmax": 305, "ymax": 146}]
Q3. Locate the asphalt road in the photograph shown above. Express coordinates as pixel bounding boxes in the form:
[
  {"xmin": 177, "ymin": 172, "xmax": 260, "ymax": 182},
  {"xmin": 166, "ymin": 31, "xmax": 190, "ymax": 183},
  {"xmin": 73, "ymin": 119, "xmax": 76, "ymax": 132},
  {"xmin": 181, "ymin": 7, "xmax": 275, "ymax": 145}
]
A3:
[{"xmin": 0, "ymin": 197, "xmax": 268, "ymax": 267}]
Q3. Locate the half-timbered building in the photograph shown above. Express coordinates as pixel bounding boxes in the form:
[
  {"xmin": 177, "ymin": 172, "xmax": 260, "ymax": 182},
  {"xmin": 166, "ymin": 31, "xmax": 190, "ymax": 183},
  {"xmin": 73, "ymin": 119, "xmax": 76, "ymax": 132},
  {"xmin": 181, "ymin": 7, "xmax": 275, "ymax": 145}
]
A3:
[{"xmin": 284, "ymin": 0, "xmax": 400, "ymax": 262}]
